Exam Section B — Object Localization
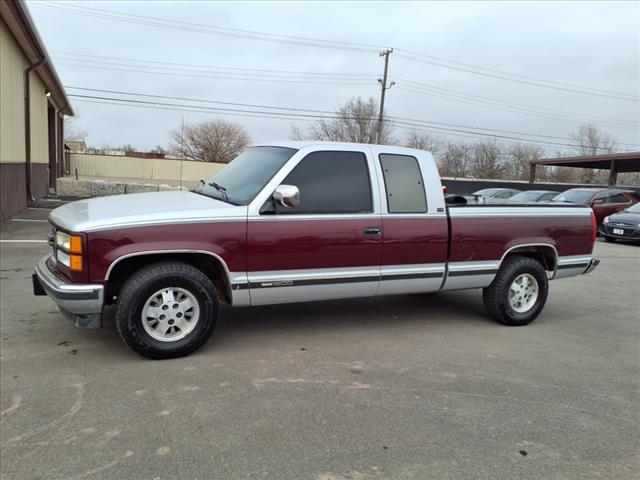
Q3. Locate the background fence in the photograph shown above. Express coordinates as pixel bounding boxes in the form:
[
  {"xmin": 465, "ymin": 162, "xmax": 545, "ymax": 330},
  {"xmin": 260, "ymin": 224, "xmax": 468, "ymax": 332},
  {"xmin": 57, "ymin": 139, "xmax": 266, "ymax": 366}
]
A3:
[
  {"xmin": 69, "ymin": 152, "xmax": 631, "ymax": 195},
  {"xmin": 68, "ymin": 153, "xmax": 224, "ymax": 183}
]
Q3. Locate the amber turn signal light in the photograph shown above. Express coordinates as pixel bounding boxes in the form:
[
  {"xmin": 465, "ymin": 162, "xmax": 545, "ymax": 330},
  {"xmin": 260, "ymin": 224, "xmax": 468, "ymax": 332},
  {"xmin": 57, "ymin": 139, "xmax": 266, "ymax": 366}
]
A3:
[
  {"xmin": 69, "ymin": 236, "xmax": 83, "ymax": 254},
  {"xmin": 69, "ymin": 255, "xmax": 83, "ymax": 271}
]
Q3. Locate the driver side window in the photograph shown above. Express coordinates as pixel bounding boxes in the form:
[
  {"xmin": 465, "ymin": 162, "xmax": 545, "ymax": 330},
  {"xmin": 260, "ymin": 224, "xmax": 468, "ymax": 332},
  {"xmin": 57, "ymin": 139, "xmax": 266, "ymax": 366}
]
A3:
[{"xmin": 275, "ymin": 151, "xmax": 372, "ymax": 215}]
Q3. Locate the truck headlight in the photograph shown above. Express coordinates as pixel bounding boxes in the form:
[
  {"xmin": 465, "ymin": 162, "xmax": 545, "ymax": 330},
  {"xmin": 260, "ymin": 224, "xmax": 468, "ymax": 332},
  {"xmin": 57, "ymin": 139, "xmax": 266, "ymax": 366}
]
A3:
[{"xmin": 55, "ymin": 231, "xmax": 83, "ymax": 270}]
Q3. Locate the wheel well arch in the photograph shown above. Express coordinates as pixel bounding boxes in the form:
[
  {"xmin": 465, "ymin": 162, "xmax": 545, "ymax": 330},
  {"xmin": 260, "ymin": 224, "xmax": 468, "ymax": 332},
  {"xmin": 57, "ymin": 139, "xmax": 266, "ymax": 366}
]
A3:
[
  {"xmin": 500, "ymin": 244, "xmax": 558, "ymax": 274},
  {"xmin": 104, "ymin": 251, "xmax": 232, "ymax": 305}
]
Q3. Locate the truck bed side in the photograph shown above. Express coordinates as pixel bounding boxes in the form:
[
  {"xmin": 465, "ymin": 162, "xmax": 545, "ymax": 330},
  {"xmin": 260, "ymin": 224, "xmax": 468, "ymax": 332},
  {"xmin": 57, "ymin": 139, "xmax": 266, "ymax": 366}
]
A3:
[{"xmin": 442, "ymin": 204, "xmax": 595, "ymax": 290}]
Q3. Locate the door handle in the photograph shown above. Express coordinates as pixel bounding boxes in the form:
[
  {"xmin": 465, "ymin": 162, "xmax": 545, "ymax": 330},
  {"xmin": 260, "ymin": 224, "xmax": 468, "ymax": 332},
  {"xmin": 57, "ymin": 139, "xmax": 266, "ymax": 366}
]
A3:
[{"xmin": 363, "ymin": 226, "xmax": 382, "ymax": 236}]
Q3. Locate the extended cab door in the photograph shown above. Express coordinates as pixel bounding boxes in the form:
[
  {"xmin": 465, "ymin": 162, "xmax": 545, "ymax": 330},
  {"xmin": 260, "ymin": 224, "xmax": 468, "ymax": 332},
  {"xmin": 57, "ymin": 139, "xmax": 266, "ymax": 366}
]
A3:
[
  {"xmin": 246, "ymin": 147, "xmax": 383, "ymax": 305},
  {"xmin": 372, "ymin": 148, "xmax": 449, "ymax": 295}
]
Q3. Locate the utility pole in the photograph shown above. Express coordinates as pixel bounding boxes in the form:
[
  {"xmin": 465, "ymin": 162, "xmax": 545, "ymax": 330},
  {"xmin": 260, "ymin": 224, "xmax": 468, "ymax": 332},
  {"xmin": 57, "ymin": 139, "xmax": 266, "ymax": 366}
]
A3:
[
  {"xmin": 376, "ymin": 48, "xmax": 395, "ymax": 144},
  {"xmin": 179, "ymin": 115, "xmax": 184, "ymax": 188}
]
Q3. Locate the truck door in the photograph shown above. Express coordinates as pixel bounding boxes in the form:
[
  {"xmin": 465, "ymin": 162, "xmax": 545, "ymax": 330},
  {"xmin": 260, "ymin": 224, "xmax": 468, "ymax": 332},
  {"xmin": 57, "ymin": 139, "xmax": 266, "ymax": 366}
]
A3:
[
  {"xmin": 373, "ymin": 150, "xmax": 449, "ymax": 295},
  {"xmin": 246, "ymin": 148, "xmax": 383, "ymax": 305}
]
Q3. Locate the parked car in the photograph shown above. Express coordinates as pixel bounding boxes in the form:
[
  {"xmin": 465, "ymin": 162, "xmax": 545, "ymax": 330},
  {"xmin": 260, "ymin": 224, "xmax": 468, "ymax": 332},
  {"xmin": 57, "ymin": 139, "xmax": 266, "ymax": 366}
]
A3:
[
  {"xmin": 550, "ymin": 188, "xmax": 640, "ymax": 227},
  {"xmin": 471, "ymin": 188, "xmax": 521, "ymax": 199},
  {"xmin": 600, "ymin": 202, "xmax": 640, "ymax": 243},
  {"xmin": 33, "ymin": 142, "xmax": 599, "ymax": 359},
  {"xmin": 508, "ymin": 190, "xmax": 558, "ymax": 203}
]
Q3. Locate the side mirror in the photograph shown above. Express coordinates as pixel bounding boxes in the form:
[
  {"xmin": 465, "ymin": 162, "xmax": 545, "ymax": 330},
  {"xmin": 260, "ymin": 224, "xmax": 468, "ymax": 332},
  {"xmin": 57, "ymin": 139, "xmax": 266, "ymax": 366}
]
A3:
[
  {"xmin": 273, "ymin": 184, "xmax": 300, "ymax": 208},
  {"xmin": 592, "ymin": 199, "xmax": 604, "ymax": 206}
]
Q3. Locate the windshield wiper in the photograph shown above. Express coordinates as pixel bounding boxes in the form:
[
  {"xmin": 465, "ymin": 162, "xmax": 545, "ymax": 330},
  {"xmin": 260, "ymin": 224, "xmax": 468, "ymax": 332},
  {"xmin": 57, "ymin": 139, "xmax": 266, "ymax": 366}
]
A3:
[{"xmin": 208, "ymin": 182, "xmax": 229, "ymax": 203}]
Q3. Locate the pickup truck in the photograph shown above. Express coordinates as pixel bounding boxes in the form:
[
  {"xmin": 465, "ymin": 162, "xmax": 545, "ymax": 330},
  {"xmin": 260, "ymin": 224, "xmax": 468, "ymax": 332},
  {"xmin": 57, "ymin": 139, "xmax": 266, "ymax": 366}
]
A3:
[{"xmin": 33, "ymin": 142, "xmax": 599, "ymax": 359}]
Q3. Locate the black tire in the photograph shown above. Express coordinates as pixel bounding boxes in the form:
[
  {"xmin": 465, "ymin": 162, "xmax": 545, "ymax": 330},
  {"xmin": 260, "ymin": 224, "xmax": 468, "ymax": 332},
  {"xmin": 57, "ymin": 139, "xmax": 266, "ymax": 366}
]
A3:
[
  {"xmin": 482, "ymin": 255, "xmax": 548, "ymax": 326},
  {"xmin": 603, "ymin": 235, "xmax": 617, "ymax": 243},
  {"xmin": 115, "ymin": 262, "xmax": 218, "ymax": 359}
]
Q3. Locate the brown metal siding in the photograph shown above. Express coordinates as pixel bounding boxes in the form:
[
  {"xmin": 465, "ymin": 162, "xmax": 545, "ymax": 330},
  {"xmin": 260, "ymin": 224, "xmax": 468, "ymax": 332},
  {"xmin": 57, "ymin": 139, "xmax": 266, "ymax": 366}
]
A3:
[
  {"xmin": 0, "ymin": 163, "xmax": 27, "ymax": 221},
  {"xmin": 0, "ymin": 163, "xmax": 48, "ymax": 221},
  {"xmin": 31, "ymin": 162, "xmax": 48, "ymax": 201}
]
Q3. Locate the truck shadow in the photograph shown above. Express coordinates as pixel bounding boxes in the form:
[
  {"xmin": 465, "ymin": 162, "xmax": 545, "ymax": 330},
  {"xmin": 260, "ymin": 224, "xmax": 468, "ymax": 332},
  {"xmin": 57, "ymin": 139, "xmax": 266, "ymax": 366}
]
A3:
[
  {"xmin": 99, "ymin": 290, "xmax": 493, "ymax": 357},
  {"xmin": 208, "ymin": 290, "xmax": 492, "ymax": 350}
]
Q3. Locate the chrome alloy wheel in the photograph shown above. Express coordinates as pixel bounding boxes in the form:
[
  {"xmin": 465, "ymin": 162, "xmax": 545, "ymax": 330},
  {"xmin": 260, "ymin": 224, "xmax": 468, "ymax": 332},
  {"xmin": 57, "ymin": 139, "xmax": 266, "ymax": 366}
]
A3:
[
  {"xmin": 508, "ymin": 273, "xmax": 539, "ymax": 313},
  {"xmin": 141, "ymin": 287, "xmax": 200, "ymax": 342}
]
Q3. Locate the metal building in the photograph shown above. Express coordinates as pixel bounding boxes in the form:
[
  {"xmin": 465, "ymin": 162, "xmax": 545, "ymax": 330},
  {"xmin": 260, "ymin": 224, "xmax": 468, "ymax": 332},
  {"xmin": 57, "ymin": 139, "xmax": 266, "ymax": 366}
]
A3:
[{"xmin": 0, "ymin": 0, "xmax": 73, "ymax": 221}]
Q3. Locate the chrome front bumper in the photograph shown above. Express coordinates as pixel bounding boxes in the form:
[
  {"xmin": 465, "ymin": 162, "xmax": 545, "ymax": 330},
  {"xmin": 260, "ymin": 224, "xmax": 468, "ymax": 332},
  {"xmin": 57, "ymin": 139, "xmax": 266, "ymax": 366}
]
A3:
[{"xmin": 33, "ymin": 254, "xmax": 104, "ymax": 328}]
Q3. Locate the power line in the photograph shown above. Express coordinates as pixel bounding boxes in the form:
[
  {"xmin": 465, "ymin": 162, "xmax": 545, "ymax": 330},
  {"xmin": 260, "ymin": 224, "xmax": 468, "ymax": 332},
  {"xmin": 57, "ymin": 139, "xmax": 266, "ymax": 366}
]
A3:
[
  {"xmin": 67, "ymin": 86, "xmax": 640, "ymax": 146},
  {"xmin": 65, "ymin": 92, "xmax": 638, "ymax": 151},
  {"xmin": 33, "ymin": 2, "xmax": 379, "ymax": 53},
  {"xmin": 66, "ymin": 86, "xmax": 339, "ymax": 114},
  {"xmin": 394, "ymin": 79, "xmax": 637, "ymax": 127},
  {"xmin": 394, "ymin": 86, "xmax": 638, "ymax": 131},
  {"xmin": 394, "ymin": 50, "xmax": 638, "ymax": 101},
  {"xmin": 55, "ymin": 61, "xmax": 372, "ymax": 86},
  {"xmin": 34, "ymin": 1, "xmax": 639, "ymax": 101},
  {"xmin": 53, "ymin": 51, "xmax": 376, "ymax": 79},
  {"xmin": 54, "ymin": 52, "xmax": 637, "ymax": 129}
]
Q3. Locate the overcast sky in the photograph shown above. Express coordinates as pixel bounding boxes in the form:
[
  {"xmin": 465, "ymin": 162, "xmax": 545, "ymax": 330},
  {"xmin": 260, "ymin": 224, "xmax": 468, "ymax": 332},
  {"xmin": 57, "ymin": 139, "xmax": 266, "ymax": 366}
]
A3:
[{"xmin": 28, "ymin": 0, "xmax": 639, "ymax": 153}]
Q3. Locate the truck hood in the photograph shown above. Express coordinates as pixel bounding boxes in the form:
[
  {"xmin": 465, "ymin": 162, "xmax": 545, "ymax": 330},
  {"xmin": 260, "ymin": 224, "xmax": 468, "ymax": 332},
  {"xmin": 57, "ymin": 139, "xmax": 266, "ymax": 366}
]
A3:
[{"xmin": 50, "ymin": 191, "xmax": 246, "ymax": 232}]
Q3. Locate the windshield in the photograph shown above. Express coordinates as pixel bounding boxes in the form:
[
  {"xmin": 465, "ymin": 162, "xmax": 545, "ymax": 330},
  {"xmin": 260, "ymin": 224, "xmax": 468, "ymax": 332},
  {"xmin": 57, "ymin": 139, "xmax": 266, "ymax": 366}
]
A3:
[
  {"xmin": 626, "ymin": 202, "xmax": 640, "ymax": 213},
  {"xmin": 473, "ymin": 188, "xmax": 501, "ymax": 197},
  {"xmin": 194, "ymin": 146, "xmax": 297, "ymax": 205},
  {"xmin": 510, "ymin": 191, "xmax": 546, "ymax": 201},
  {"xmin": 552, "ymin": 190, "xmax": 595, "ymax": 204}
]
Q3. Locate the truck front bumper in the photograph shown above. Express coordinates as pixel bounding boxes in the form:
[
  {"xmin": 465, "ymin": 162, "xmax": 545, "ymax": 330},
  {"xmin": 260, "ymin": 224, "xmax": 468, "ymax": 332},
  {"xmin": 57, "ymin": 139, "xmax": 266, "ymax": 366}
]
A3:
[{"xmin": 33, "ymin": 254, "xmax": 104, "ymax": 328}]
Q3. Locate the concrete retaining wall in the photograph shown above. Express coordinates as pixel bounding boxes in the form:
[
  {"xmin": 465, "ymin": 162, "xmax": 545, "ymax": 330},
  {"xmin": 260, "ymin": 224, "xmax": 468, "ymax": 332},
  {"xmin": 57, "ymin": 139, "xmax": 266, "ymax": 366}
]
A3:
[{"xmin": 57, "ymin": 177, "xmax": 183, "ymax": 199}]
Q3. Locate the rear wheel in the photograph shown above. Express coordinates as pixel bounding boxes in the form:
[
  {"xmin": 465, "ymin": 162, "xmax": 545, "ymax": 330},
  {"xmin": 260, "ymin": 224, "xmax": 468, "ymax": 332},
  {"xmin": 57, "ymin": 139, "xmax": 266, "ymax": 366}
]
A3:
[
  {"xmin": 115, "ymin": 262, "xmax": 218, "ymax": 359},
  {"xmin": 483, "ymin": 255, "xmax": 548, "ymax": 326}
]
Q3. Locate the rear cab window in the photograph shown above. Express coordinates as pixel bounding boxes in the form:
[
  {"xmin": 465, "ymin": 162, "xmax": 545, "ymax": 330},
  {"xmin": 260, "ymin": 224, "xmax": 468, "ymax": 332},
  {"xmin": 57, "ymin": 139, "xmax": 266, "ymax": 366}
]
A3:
[
  {"xmin": 379, "ymin": 153, "xmax": 427, "ymax": 213},
  {"xmin": 607, "ymin": 192, "xmax": 631, "ymax": 204}
]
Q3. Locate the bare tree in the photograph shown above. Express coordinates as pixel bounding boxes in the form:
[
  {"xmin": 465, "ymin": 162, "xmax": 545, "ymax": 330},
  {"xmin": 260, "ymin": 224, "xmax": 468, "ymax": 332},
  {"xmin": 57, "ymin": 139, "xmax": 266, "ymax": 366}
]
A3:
[
  {"xmin": 469, "ymin": 141, "xmax": 504, "ymax": 179},
  {"xmin": 571, "ymin": 123, "xmax": 617, "ymax": 183},
  {"xmin": 289, "ymin": 125, "xmax": 306, "ymax": 141},
  {"xmin": 295, "ymin": 97, "xmax": 393, "ymax": 144},
  {"xmin": 546, "ymin": 166, "xmax": 581, "ymax": 183},
  {"xmin": 438, "ymin": 142, "xmax": 472, "ymax": 178},
  {"xmin": 404, "ymin": 129, "xmax": 441, "ymax": 154},
  {"xmin": 170, "ymin": 120, "xmax": 250, "ymax": 163},
  {"xmin": 63, "ymin": 115, "xmax": 88, "ymax": 142},
  {"xmin": 505, "ymin": 143, "xmax": 546, "ymax": 181},
  {"xmin": 572, "ymin": 123, "xmax": 617, "ymax": 156}
]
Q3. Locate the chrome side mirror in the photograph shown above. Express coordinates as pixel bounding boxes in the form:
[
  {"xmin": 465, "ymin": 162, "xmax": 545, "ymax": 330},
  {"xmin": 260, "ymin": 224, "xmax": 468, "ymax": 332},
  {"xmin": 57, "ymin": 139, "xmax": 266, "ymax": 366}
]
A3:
[{"xmin": 273, "ymin": 184, "xmax": 300, "ymax": 208}]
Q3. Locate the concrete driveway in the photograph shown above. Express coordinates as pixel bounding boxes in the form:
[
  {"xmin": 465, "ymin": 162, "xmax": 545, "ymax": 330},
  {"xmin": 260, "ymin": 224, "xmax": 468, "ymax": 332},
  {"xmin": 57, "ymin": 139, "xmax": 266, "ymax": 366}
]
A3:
[{"xmin": 1, "ymin": 204, "xmax": 638, "ymax": 480}]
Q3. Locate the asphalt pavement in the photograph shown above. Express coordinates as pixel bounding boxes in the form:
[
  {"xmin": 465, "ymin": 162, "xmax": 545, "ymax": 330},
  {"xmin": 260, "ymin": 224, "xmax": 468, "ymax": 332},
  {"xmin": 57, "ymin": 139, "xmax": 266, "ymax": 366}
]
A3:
[{"xmin": 1, "ymin": 204, "xmax": 639, "ymax": 480}]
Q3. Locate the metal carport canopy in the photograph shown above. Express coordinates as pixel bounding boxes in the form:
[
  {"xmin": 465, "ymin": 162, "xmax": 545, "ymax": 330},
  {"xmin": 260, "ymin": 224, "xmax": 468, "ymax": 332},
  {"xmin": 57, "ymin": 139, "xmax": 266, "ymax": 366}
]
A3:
[{"xmin": 529, "ymin": 152, "xmax": 640, "ymax": 185}]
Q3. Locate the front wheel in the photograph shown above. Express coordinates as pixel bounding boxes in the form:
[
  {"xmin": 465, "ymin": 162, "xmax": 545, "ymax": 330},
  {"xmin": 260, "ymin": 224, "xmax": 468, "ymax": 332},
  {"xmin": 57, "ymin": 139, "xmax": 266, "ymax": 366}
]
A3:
[
  {"xmin": 603, "ymin": 235, "xmax": 617, "ymax": 243},
  {"xmin": 482, "ymin": 255, "xmax": 549, "ymax": 326},
  {"xmin": 115, "ymin": 262, "xmax": 219, "ymax": 359}
]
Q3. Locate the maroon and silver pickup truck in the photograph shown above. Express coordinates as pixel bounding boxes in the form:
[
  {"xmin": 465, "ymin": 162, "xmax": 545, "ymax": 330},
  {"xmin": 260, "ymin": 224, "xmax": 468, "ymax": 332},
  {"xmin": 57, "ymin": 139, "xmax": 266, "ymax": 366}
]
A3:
[{"xmin": 33, "ymin": 142, "xmax": 599, "ymax": 359}]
